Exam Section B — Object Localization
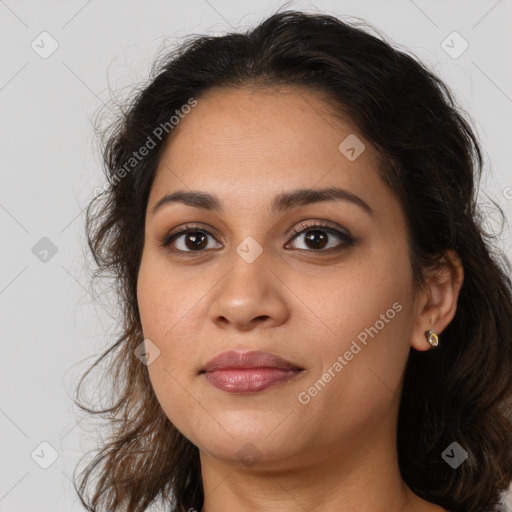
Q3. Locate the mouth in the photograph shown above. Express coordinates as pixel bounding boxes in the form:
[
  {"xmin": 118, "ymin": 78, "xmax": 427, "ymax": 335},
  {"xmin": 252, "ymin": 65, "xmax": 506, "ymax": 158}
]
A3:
[
  {"xmin": 201, "ymin": 367, "xmax": 304, "ymax": 393},
  {"xmin": 199, "ymin": 350, "xmax": 305, "ymax": 394}
]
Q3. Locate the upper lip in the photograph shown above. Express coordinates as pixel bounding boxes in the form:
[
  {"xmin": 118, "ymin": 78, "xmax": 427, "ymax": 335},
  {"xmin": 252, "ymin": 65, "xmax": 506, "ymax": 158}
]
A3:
[{"xmin": 200, "ymin": 350, "xmax": 304, "ymax": 373}]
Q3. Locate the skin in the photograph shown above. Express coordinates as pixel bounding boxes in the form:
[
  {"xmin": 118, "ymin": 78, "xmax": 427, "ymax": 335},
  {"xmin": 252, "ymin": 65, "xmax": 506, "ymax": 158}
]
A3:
[{"xmin": 136, "ymin": 85, "xmax": 464, "ymax": 512}]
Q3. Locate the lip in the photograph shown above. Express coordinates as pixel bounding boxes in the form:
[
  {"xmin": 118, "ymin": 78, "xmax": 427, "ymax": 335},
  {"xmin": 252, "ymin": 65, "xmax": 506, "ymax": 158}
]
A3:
[
  {"xmin": 201, "ymin": 350, "xmax": 303, "ymax": 373},
  {"xmin": 200, "ymin": 350, "xmax": 304, "ymax": 393}
]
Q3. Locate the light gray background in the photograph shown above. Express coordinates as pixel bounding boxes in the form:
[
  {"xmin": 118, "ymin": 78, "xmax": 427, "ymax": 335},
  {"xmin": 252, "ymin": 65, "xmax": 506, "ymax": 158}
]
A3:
[{"xmin": 1, "ymin": 1, "xmax": 511, "ymax": 510}]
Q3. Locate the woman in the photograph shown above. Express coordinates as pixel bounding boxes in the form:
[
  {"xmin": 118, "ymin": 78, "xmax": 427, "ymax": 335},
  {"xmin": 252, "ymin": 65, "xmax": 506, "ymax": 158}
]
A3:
[{"xmin": 75, "ymin": 9, "xmax": 512, "ymax": 512}]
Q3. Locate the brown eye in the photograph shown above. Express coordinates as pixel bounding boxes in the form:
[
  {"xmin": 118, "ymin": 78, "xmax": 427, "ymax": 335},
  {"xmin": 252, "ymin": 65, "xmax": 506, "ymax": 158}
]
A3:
[
  {"xmin": 177, "ymin": 231, "xmax": 209, "ymax": 251},
  {"xmin": 288, "ymin": 221, "xmax": 355, "ymax": 252},
  {"xmin": 159, "ymin": 224, "xmax": 222, "ymax": 255}
]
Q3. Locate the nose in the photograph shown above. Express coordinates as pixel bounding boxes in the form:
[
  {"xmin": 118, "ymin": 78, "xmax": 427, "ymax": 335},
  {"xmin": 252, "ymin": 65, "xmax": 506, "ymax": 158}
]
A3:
[{"xmin": 208, "ymin": 248, "xmax": 289, "ymax": 331}]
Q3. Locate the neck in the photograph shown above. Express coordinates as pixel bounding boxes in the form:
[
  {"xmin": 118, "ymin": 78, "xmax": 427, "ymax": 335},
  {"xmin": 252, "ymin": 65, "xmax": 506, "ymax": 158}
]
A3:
[{"xmin": 198, "ymin": 409, "xmax": 438, "ymax": 512}]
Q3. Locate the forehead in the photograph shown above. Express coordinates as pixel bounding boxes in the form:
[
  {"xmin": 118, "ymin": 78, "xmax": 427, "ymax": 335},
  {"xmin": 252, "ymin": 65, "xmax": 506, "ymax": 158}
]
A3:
[
  {"xmin": 148, "ymin": 87, "xmax": 398, "ymax": 225},
  {"xmin": 151, "ymin": 86, "xmax": 380, "ymax": 196}
]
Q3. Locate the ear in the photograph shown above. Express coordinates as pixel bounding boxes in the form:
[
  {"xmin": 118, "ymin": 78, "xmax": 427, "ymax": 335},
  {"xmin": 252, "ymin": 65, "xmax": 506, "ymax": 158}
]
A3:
[{"xmin": 411, "ymin": 250, "xmax": 464, "ymax": 352}]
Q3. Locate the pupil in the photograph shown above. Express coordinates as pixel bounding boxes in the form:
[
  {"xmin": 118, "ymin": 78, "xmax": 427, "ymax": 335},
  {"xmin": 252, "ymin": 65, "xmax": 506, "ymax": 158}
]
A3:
[
  {"xmin": 186, "ymin": 232, "xmax": 207, "ymax": 250},
  {"xmin": 306, "ymin": 230, "xmax": 327, "ymax": 249}
]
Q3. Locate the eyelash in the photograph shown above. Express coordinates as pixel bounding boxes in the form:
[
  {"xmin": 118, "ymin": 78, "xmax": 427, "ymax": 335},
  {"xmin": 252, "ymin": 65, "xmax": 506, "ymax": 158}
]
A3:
[{"xmin": 158, "ymin": 220, "xmax": 356, "ymax": 256}]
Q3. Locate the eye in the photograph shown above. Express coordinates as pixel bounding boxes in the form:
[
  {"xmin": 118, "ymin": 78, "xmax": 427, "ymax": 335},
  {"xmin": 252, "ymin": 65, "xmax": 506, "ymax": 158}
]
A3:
[
  {"xmin": 158, "ymin": 220, "xmax": 355, "ymax": 255},
  {"xmin": 158, "ymin": 223, "xmax": 221, "ymax": 255},
  {"xmin": 286, "ymin": 220, "xmax": 355, "ymax": 252}
]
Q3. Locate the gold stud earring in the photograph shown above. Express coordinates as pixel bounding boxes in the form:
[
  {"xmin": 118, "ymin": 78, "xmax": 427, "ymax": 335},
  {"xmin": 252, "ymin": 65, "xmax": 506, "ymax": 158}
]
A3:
[{"xmin": 425, "ymin": 329, "xmax": 439, "ymax": 347}]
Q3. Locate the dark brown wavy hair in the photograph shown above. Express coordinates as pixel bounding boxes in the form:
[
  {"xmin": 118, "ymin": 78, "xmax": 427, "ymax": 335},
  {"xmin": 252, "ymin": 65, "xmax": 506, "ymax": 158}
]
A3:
[{"xmin": 74, "ymin": 9, "xmax": 512, "ymax": 512}]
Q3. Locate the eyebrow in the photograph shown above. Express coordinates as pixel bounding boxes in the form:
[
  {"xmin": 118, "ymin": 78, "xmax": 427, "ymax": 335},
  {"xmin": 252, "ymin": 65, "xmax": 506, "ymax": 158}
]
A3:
[{"xmin": 151, "ymin": 186, "xmax": 374, "ymax": 217}]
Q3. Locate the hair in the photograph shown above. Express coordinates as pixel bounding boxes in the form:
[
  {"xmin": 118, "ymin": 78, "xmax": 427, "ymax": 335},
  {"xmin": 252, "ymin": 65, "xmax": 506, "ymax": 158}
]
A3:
[{"xmin": 74, "ymin": 8, "xmax": 512, "ymax": 512}]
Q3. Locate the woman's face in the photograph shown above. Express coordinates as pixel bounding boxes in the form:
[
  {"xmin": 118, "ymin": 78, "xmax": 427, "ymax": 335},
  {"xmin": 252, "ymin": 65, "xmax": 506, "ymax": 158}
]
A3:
[{"xmin": 137, "ymin": 85, "xmax": 424, "ymax": 469}]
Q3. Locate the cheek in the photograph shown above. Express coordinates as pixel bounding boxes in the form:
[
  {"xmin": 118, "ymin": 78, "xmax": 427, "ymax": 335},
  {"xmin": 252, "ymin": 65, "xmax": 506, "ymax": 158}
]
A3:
[
  {"xmin": 137, "ymin": 266, "xmax": 167, "ymax": 341},
  {"xmin": 136, "ymin": 254, "xmax": 184, "ymax": 380},
  {"xmin": 136, "ymin": 259, "xmax": 201, "ymax": 437},
  {"xmin": 136, "ymin": 251, "xmax": 209, "ymax": 377},
  {"xmin": 302, "ymin": 246, "xmax": 414, "ymax": 400},
  {"xmin": 136, "ymin": 250, "xmax": 188, "ymax": 340},
  {"xmin": 311, "ymin": 250, "xmax": 411, "ymax": 346}
]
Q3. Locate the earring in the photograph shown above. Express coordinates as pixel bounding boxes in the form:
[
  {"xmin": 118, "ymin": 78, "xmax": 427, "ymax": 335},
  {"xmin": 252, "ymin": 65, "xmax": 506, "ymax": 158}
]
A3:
[{"xmin": 425, "ymin": 329, "xmax": 439, "ymax": 347}]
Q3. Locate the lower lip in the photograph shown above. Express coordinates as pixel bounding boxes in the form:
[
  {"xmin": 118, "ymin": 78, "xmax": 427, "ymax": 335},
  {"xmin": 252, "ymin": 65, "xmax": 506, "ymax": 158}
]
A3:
[{"xmin": 203, "ymin": 368, "xmax": 303, "ymax": 393}]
